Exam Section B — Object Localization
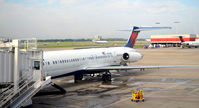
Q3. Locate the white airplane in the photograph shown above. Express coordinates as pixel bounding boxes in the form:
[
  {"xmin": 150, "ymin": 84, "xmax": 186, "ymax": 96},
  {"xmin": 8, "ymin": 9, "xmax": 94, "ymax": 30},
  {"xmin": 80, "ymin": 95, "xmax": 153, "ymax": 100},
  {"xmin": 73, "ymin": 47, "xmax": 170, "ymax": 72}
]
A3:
[
  {"xmin": 92, "ymin": 36, "xmax": 108, "ymax": 44},
  {"xmin": 42, "ymin": 26, "xmax": 197, "ymax": 83},
  {"xmin": 179, "ymin": 36, "xmax": 199, "ymax": 48},
  {"xmin": 92, "ymin": 40, "xmax": 108, "ymax": 44}
]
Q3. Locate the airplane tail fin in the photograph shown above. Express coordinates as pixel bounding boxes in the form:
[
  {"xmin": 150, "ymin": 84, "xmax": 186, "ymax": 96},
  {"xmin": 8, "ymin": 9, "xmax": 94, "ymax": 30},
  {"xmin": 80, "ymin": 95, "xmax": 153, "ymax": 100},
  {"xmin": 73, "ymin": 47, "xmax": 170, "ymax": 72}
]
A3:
[
  {"xmin": 124, "ymin": 26, "xmax": 171, "ymax": 48},
  {"xmin": 179, "ymin": 36, "xmax": 185, "ymax": 42}
]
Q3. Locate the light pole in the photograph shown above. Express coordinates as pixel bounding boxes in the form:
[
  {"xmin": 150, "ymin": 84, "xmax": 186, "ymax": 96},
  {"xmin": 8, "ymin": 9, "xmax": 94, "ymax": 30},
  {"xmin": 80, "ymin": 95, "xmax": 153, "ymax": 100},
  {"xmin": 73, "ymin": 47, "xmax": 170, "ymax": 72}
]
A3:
[
  {"xmin": 174, "ymin": 21, "xmax": 180, "ymax": 34},
  {"xmin": 174, "ymin": 21, "xmax": 180, "ymax": 47},
  {"xmin": 155, "ymin": 22, "xmax": 160, "ymax": 35}
]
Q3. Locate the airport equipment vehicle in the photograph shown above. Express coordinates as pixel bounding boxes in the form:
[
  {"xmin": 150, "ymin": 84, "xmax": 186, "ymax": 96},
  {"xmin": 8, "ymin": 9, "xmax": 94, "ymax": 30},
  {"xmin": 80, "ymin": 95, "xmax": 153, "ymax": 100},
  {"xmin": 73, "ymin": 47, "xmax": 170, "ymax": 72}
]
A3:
[
  {"xmin": 179, "ymin": 36, "xmax": 199, "ymax": 48},
  {"xmin": 0, "ymin": 38, "xmax": 51, "ymax": 108},
  {"xmin": 131, "ymin": 88, "xmax": 144, "ymax": 102},
  {"xmin": 43, "ymin": 26, "xmax": 199, "ymax": 83}
]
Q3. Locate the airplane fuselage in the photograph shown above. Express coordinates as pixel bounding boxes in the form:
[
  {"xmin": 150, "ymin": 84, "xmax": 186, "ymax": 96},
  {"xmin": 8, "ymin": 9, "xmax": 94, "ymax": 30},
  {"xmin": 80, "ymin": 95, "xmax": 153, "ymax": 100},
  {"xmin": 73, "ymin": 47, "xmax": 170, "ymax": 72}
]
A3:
[
  {"xmin": 43, "ymin": 47, "xmax": 142, "ymax": 77},
  {"xmin": 182, "ymin": 41, "xmax": 199, "ymax": 47}
]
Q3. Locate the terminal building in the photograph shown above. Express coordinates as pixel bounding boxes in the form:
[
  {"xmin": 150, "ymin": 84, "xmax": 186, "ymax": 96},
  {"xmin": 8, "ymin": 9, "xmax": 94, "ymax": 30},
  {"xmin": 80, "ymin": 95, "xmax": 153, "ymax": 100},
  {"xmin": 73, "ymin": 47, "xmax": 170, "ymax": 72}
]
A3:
[{"xmin": 150, "ymin": 34, "xmax": 199, "ymax": 47}]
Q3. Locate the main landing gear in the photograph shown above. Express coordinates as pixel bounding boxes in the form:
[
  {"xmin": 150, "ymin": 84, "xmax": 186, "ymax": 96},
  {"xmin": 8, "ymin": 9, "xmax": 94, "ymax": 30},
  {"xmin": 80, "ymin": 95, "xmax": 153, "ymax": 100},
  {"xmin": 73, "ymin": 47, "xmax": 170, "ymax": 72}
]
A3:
[
  {"xmin": 74, "ymin": 74, "xmax": 83, "ymax": 83},
  {"xmin": 102, "ymin": 71, "xmax": 112, "ymax": 83},
  {"xmin": 74, "ymin": 71, "xmax": 112, "ymax": 83}
]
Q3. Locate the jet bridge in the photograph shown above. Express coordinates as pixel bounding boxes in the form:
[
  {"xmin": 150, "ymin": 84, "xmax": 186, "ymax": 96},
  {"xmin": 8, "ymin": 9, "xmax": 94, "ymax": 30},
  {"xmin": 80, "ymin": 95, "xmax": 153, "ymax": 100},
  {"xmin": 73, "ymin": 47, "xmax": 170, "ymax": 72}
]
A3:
[{"xmin": 0, "ymin": 38, "xmax": 51, "ymax": 108}]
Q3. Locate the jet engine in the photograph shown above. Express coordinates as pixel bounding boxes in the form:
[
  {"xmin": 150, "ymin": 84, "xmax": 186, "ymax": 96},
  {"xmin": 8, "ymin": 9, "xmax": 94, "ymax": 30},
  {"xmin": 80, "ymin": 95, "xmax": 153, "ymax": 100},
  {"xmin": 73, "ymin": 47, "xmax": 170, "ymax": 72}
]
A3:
[
  {"xmin": 122, "ymin": 53, "xmax": 129, "ymax": 61},
  {"xmin": 121, "ymin": 52, "xmax": 143, "ymax": 62}
]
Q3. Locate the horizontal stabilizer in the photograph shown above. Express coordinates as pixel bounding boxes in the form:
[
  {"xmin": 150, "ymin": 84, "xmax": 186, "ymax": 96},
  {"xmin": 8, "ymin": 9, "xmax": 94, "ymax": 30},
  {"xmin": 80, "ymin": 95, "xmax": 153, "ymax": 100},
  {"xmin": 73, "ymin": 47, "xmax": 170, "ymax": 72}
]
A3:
[
  {"xmin": 134, "ymin": 26, "xmax": 172, "ymax": 31},
  {"xmin": 119, "ymin": 26, "xmax": 171, "ymax": 32}
]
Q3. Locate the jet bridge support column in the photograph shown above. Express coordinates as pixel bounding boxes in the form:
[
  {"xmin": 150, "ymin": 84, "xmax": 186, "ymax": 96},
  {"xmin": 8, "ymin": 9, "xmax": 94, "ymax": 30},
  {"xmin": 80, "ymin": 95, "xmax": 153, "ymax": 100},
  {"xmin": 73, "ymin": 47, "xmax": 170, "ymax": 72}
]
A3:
[{"xmin": 13, "ymin": 40, "xmax": 20, "ymax": 92}]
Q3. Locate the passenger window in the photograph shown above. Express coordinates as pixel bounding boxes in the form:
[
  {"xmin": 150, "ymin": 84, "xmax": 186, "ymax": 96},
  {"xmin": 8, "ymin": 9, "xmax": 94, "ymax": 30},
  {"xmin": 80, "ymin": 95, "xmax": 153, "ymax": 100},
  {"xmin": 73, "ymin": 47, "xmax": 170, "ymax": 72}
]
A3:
[{"xmin": 34, "ymin": 61, "xmax": 40, "ymax": 70}]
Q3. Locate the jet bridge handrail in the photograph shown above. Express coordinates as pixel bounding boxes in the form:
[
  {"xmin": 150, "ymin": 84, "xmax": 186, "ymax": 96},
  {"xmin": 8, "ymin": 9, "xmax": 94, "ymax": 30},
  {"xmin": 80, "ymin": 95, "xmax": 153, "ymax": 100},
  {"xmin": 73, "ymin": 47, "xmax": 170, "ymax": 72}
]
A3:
[
  {"xmin": 1, "ymin": 72, "xmax": 33, "ymax": 96},
  {"xmin": 16, "ymin": 71, "xmax": 33, "ymax": 85},
  {"xmin": 7, "ymin": 75, "xmax": 34, "ymax": 105},
  {"xmin": 0, "ymin": 72, "xmax": 34, "ymax": 107},
  {"xmin": 0, "ymin": 76, "xmax": 33, "ymax": 107},
  {"xmin": 0, "ymin": 71, "xmax": 32, "ymax": 98}
]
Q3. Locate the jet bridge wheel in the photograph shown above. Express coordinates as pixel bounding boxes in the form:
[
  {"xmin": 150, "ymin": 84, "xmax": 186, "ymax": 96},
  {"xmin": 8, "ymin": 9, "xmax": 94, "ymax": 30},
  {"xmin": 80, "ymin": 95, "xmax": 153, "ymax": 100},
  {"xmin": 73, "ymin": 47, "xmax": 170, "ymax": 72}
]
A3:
[
  {"xmin": 102, "ymin": 71, "xmax": 111, "ymax": 82},
  {"xmin": 74, "ymin": 74, "xmax": 83, "ymax": 83}
]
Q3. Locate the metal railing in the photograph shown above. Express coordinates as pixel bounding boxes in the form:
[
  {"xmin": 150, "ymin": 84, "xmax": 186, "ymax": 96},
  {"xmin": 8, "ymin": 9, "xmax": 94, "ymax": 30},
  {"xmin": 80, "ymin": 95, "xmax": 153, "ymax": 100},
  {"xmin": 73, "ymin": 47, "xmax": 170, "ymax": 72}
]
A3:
[
  {"xmin": 21, "ymin": 38, "xmax": 37, "ymax": 50},
  {"xmin": 0, "ymin": 71, "xmax": 34, "ymax": 107}
]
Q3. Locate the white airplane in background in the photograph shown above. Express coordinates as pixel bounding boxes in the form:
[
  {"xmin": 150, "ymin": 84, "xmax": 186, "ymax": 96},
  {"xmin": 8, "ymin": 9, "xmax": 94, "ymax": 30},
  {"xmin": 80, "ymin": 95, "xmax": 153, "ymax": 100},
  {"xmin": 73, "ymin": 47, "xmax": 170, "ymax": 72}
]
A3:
[
  {"xmin": 92, "ymin": 40, "xmax": 108, "ymax": 44},
  {"xmin": 179, "ymin": 36, "xmax": 199, "ymax": 48},
  {"xmin": 92, "ymin": 36, "xmax": 108, "ymax": 44},
  {"xmin": 42, "ymin": 26, "xmax": 197, "ymax": 83}
]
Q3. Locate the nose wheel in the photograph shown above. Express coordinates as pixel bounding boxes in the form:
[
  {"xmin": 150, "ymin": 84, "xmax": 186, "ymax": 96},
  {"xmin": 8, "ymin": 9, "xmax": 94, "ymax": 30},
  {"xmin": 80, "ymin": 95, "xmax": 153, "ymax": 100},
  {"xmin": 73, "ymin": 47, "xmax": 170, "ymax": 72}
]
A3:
[{"xmin": 102, "ymin": 71, "xmax": 111, "ymax": 82}]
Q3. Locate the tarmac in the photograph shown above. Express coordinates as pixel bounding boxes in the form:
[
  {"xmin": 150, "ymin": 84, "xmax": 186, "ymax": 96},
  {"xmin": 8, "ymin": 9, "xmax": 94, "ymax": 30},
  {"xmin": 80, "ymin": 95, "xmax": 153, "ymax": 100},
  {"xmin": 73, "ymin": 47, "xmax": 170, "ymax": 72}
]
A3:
[{"xmin": 28, "ymin": 48, "xmax": 199, "ymax": 108}]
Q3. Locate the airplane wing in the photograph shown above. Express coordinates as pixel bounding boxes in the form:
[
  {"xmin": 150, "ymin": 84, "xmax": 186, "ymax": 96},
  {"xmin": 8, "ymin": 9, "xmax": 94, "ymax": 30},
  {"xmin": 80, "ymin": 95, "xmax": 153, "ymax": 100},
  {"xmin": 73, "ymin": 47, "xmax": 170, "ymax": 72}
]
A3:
[{"xmin": 85, "ymin": 65, "xmax": 199, "ymax": 71}]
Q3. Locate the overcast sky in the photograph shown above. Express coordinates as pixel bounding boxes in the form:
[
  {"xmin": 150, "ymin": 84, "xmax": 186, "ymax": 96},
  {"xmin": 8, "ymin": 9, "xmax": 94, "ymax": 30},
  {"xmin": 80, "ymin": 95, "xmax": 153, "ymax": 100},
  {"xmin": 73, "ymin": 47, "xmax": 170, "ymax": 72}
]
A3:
[{"xmin": 0, "ymin": 0, "xmax": 199, "ymax": 39}]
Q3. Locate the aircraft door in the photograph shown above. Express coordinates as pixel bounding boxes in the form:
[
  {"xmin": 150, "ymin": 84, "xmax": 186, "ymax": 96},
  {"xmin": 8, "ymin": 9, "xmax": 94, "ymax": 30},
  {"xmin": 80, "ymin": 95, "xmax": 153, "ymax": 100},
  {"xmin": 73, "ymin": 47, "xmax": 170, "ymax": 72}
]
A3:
[{"xmin": 33, "ymin": 60, "xmax": 42, "ymax": 82}]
